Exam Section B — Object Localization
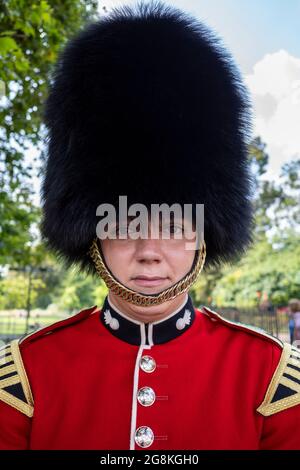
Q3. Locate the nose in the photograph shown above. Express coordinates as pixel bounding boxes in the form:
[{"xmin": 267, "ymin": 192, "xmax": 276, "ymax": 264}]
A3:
[{"xmin": 134, "ymin": 238, "xmax": 164, "ymax": 264}]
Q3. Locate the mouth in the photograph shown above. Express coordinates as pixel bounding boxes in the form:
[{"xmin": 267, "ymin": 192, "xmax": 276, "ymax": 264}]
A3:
[{"xmin": 131, "ymin": 275, "xmax": 168, "ymax": 288}]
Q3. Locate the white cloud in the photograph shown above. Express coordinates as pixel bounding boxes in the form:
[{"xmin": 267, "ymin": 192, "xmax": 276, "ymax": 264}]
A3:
[{"xmin": 245, "ymin": 50, "xmax": 300, "ymax": 179}]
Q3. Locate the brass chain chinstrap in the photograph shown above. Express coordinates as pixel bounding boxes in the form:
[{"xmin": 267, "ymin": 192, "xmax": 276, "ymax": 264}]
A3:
[{"xmin": 88, "ymin": 237, "xmax": 206, "ymax": 306}]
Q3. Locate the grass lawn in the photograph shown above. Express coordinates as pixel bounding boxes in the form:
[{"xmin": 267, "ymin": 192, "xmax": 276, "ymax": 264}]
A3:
[{"xmin": 0, "ymin": 313, "xmax": 67, "ymax": 336}]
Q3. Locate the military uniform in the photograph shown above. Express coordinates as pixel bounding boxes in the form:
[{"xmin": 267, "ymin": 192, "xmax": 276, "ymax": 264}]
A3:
[
  {"xmin": 1, "ymin": 294, "xmax": 300, "ymax": 450},
  {"xmin": 2, "ymin": 2, "xmax": 299, "ymax": 450}
]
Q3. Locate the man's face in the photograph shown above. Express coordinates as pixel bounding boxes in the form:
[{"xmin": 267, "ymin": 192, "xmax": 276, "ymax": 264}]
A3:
[{"xmin": 101, "ymin": 216, "xmax": 196, "ymax": 295}]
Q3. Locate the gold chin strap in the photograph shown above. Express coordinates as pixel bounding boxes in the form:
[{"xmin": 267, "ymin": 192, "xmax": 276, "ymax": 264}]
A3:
[{"xmin": 88, "ymin": 238, "xmax": 206, "ymax": 307}]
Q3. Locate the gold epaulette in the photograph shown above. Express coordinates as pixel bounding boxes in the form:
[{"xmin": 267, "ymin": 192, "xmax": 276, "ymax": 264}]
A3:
[
  {"xmin": 0, "ymin": 340, "xmax": 34, "ymax": 418},
  {"xmin": 257, "ymin": 343, "xmax": 300, "ymax": 416}
]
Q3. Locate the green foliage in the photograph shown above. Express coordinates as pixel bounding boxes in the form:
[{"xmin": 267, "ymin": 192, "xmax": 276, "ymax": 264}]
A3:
[
  {"xmin": 0, "ymin": 262, "xmax": 108, "ymax": 313},
  {"xmin": 190, "ymin": 265, "xmax": 223, "ymax": 306},
  {"xmin": 93, "ymin": 282, "xmax": 109, "ymax": 307},
  {"xmin": 0, "ymin": 273, "xmax": 45, "ymax": 309},
  {"xmin": 55, "ymin": 269, "xmax": 107, "ymax": 314},
  {"xmin": 0, "ymin": 0, "xmax": 98, "ymax": 265},
  {"xmin": 248, "ymin": 138, "xmax": 300, "ymax": 240},
  {"xmin": 190, "ymin": 138, "xmax": 300, "ymax": 309},
  {"xmin": 192, "ymin": 231, "xmax": 300, "ymax": 308},
  {"xmin": 249, "ymin": 136, "xmax": 269, "ymax": 180}
]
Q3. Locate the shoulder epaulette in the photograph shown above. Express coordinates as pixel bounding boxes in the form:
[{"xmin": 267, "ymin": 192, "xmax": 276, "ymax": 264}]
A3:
[
  {"xmin": 201, "ymin": 306, "xmax": 300, "ymax": 415},
  {"xmin": 0, "ymin": 305, "xmax": 98, "ymax": 417},
  {"xmin": 201, "ymin": 305, "xmax": 283, "ymax": 347},
  {"xmin": 257, "ymin": 343, "xmax": 300, "ymax": 416},
  {"xmin": 19, "ymin": 304, "xmax": 98, "ymax": 346},
  {"xmin": 0, "ymin": 340, "xmax": 34, "ymax": 417}
]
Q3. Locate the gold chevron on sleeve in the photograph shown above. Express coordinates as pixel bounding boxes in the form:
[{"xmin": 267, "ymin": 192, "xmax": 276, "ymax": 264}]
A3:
[
  {"xmin": 0, "ymin": 340, "xmax": 34, "ymax": 418},
  {"xmin": 257, "ymin": 343, "xmax": 300, "ymax": 416}
]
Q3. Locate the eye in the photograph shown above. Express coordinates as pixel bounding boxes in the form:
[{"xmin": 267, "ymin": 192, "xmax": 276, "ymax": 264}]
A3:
[
  {"xmin": 172, "ymin": 224, "xmax": 184, "ymax": 235},
  {"xmin": 162, "ymin": 224, "xmax": 183, "ymax": 235}
]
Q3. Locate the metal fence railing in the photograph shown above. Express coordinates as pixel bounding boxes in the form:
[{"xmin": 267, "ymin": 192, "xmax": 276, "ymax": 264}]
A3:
[
  {"xmin": 207, "ymin": 306, "xmax": 290, "ymax": 342},
  {"xmin": 0, "ymin": 307, "xmax": 291, "ymax": 344},
  {"xmin": 0, "ymin": 314, "xmax": 66, "ymax": 344}
]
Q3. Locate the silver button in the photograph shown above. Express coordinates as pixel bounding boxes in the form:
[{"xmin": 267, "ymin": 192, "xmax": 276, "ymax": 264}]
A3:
[
  {"xmin": 134, "ymin": 426, "xmax": 154, "ymax": 448},
  {"xmin": 137, "ymin": 387, "xmax": 156, "ymax": 406},
  {"xmin": 140, "ymin": 355, "xmax": 156, "ymax": 373}
]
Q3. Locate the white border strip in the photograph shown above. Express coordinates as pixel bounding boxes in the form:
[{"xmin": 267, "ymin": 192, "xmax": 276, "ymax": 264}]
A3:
[{"xmin": 129, "ymin": 324, "xmax": 152, "ymax": 450}]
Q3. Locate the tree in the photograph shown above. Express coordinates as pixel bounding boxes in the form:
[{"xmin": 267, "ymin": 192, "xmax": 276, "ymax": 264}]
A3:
[
  {"xmin": 55, "ymin": 268, "xmax": 107, "ymax": 314},
  {"xmin": 248, "ymin": 138, "xmax": 300, "ymax": 240},
  {"xmin": 210, "ymin": 230, "xmax": 300, "ymax": 307},
  {"xmin": 191, "ymin": 137, "xmax": 300, "ymax": 308},
  {"xmin": 0, "ymin": 0, "xmax": 98, "ymax": 266},
  {"xmin": 0, "ymin": 273, "xmax": 45, "ymax": 309}
]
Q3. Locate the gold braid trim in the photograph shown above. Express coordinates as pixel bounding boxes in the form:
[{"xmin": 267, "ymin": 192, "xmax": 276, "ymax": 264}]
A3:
[
  {"xmin": 0, "ymin": 340, "xmax": 34, "ymax": 418},
  {"xmin": 257, "ymin": 343, "xmax": 300, "ymax": 416},
  {"xmin": 88, "ymin": 237, "xmax": 206, "ymax": 306}
]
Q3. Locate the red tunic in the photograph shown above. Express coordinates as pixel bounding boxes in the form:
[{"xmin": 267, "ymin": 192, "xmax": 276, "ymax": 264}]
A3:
[{"xmin": 0, "ymin": 294, "xmax": 300, "ymax": 450}]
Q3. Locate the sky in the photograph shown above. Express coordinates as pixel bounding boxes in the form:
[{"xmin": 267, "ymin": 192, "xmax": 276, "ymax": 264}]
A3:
[{"xmin": 99, "ymin": 0, "xmax": 300, "ymax": 181}]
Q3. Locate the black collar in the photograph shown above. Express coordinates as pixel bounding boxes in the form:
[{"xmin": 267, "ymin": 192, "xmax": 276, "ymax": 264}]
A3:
[{"xmin": 99, "ymin": 294, "xmax": 195, "ymax": 345}]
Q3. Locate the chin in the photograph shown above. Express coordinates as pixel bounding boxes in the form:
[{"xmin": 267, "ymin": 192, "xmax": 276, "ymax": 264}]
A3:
[
  {"xmin": 130, "ymin": 280, "xmax": 172, "ymax": 295},
  {"xmin": 130, "ymin": 302, "xmax": 169, "ymax": 315}
]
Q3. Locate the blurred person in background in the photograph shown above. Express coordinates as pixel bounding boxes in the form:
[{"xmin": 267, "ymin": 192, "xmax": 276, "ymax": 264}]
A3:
[{"xmin": 289, "ymin": 299, "xmax": 300, "ymax": 346}]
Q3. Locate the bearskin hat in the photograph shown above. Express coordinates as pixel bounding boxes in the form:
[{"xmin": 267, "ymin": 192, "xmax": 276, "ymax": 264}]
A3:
[{"xmin": 41, "ymin": 1, "xmax": 254, "ymax": 275}]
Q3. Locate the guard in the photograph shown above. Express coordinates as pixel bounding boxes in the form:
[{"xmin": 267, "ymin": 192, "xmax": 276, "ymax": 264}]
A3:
[{"xmin": 1, "ymin": 1, "xmax": 299, "ymax": 450}]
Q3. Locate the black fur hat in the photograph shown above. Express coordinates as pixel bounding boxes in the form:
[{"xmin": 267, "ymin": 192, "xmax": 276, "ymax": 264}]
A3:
[{"xmin": 41, "ymin": 1, "xmax": 254, "ymax": 275}]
